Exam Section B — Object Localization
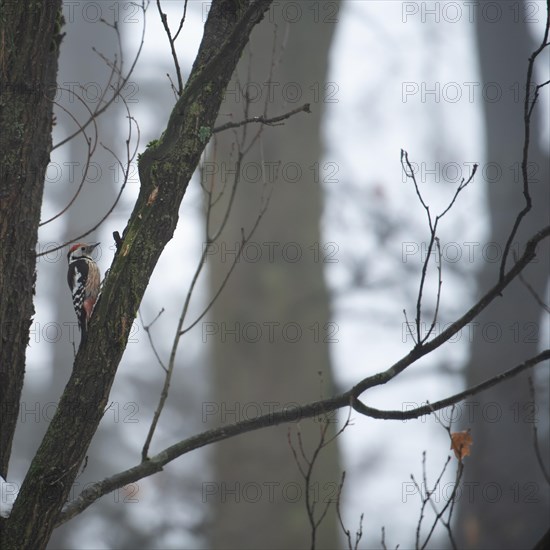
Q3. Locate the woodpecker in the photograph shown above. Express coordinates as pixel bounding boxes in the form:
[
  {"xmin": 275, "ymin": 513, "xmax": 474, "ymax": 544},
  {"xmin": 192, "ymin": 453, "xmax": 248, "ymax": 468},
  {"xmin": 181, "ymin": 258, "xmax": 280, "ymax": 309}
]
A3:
[{"xmin": 67, "ymin": 242, "xmax": 101, "ymax": 347}]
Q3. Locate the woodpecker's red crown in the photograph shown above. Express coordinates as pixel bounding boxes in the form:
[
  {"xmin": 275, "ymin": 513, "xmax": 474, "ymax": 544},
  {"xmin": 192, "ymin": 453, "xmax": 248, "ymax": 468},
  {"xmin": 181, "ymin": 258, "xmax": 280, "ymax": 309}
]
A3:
[{"xmin": 67, "ymin": 242, "xmax": 100, "ymax": 262}]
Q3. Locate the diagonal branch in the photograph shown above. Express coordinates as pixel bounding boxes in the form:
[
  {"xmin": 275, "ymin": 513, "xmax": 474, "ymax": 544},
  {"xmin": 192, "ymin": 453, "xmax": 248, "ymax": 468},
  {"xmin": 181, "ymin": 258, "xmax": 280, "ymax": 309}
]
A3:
[
  {"xmin": 56, "ymin": 349, "xmax": 549, "ymax": 524},
  {"xmin": 351, "ymin": 350, "xmax": 549, "ymax": 420},
  {"xmin": 57, "ymin": 393, "xmax": 346, "ymax": 526}
]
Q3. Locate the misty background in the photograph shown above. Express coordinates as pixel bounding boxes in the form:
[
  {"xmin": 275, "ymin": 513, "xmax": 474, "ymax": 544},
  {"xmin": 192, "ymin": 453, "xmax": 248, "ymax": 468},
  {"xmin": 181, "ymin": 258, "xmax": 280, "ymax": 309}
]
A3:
[{"xmin": 4, "ymin": 1, "xmax": 548, "ymax": 549}]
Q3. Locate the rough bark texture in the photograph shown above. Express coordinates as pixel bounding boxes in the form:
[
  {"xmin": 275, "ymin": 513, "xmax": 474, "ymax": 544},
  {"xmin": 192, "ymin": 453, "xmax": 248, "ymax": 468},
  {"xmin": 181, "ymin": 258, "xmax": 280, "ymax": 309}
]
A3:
[
  {"xmin": 0, "ymin": 0, "xmax": 63, "ymax": 480},
  {"xmin": 1, "ymin": 1, "xmax": 273, "ymax": 548}
]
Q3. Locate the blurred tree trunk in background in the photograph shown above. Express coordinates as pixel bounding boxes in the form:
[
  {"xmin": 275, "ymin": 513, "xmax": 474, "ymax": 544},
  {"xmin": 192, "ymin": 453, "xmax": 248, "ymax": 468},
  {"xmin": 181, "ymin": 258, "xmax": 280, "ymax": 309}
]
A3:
[
  {"xmin": 207, "ymin": 6, "xmax": 341, "ymax": 550},
  {"xmin": 457, "ymin": 4, "xmax": 550, "ymax": 548}
]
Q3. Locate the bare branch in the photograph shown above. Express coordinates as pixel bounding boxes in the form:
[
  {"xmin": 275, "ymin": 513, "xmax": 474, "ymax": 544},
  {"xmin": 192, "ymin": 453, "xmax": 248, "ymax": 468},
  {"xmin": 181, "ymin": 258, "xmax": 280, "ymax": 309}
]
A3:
[
  {"xmin": 56, "ymin": 347, "xmax": 549, "ymax": 525},
  {"xmin": 514, "ymin": 251, "xmax": 550, "ymax": 314},
  {"xmin": 288, "ymin": 413, "xmax": 350, "ymax": 550},
  {"xmin": 156, "ymin": 0, "xmax": 185, "ymax": 95},
  {"xmin": 173, "ymin": 0, "xmax": 189, "ymax": 41},
  {"xmin": 416, "ymin": 408, "xmax": 464, "ymax": 549},
  {"xmin": 291, "ymin": 421, "xmax": 324, "ymax": 548},
  {"xmin": 414, "ymin": 454, "xmax": 462, "ymax": 550},
  {"xmin": 380, "ymin": 527, "xmax": 390, "ymax": 550},
  {"xmin": 401, "ymin": 149, "xmax": 477, "ymax": 345},
  {"xmin": 352, "ymin": 350, "xmax": 550, "ymax": 420},
  {"xmin": 138, "ymin": 308, "xmax": 167, "ymax": 373},
  {"xmin": 423, "ymin": 237, "xmax": 443, "ymax": 343},
  {"xmin": 53, "ymin": 3, "xmax": 147, "ymax": 150},
  {"xmin": 336, "ymin": 471, "xmax": 364, "ymax": 550},
  {"xmin": 56, "ymin": 390, "xmax": 338, "ymax": 526},
  {"xmin": 179, "ymin": 198, "xmax": 271, "ymax": 336},
  {"xmin": 401, "ymin": 149, "xmax": 431, "ymax": 227},
  {"xmin": 36, "ymin": 104, "xmax": 141, "ymax": 257},
  {"xmin": 402, "ymin": 308, "xmax": 417, "ymax": 346},
  {"xmin": 142, "ymin": 37, "xmax": 291, "ymax": 460},
  {"xmin": 140, "ymin": 159, "xmax": 271, "ymax": 459},
  {"xmin": 411, "ymin": 452, "xmax": 450, "ymax": 549},
  {"xmin": 41, "ymin": 86, "xmax": 103, "ymax": 226},
  {"xmin": 213, "ymin": 103, "xmax": 311, "ymax": 133},
  {"xmin": 499, "ymin": 2, "xmax": 550, "ymax": 279}
]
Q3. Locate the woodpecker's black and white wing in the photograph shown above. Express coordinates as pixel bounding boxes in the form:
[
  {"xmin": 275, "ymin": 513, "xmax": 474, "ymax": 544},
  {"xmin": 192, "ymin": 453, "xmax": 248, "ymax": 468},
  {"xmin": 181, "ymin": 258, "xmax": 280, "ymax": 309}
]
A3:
[{"xmin": 67, "ymin": 258, "xmax": 90, "ymax": 334}]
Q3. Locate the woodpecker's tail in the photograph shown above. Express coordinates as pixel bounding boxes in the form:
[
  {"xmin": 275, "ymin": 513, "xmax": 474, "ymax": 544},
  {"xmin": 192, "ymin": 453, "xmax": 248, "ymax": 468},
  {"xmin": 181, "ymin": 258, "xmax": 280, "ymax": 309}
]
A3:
[{"xmin": 78, "ymin": 317, "xmax": 88, "ymax": 350}]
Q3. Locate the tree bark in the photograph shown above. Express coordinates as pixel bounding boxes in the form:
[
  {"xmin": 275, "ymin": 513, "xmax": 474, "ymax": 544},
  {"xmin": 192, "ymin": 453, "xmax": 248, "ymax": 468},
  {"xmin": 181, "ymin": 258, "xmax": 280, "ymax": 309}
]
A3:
[{"xmin": 0, "ymin": 0, "xmax": 63, "ymax": 480}]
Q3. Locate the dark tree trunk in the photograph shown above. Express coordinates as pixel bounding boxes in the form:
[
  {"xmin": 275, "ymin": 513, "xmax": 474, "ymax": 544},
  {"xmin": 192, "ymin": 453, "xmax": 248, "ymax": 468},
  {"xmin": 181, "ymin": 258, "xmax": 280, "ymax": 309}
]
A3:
[{"xmin": 0, "ymin": 0, "xmax": 63, "ymax": 480}]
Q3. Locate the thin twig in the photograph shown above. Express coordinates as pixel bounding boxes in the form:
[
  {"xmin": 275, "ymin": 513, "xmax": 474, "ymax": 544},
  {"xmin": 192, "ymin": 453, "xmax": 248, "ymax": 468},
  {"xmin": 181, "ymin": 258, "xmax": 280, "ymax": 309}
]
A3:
[
  {"xmin": 514, "ymin": 251, "xmax": 550, "ymax": 313},
  {"xmin": 423, "ymin": 237, "xmax": 443, "ymax": 342},
  {"xmin": 52, "ymin": 2, "xmax": 147, "ymax": 150},
  {"xmin": 336, "ymin": 471, "xmax": 364, "ymax": 550},
  {"xmin": 499, "ymin": 1, "xmax": 550, "ymax": 280},
  {"xmin": 213, "ymin": 103, "xmax": 311, "ymax": 133},
  {"xmin": 288, "ymin": 413, "xmax": 350, "ymax": 550},
  {"xmin": 401, "ymin": 150, "xmax": 477, "ymax": 345},
  {"xmin": 380, "ymin": 527, "xmax": 389, "ymax": 550},
  {"xmin": 40, "ymin": 99, "xmax": 95, "ymax": 226},
  {"xmin": 173, "ymin": 0, "xmax": 189, "ymax": 41},
  {"xmin": 36, "ymin": 106, "xmax": 141, "ymax": 257},
  {"xmin": 156, "ymin": 0, "xmax": 185, "ymax": 95},
  {"xmin": 403, "ymin": 308, "xmax": 417, "ymax": 346},
  {"xmin": 413, "ymin": 405, "xmax": 463, "ymax": 549},
  {"xmin": 179, "ymin": 190, "xmax": 272, "ymax": 336},
  {"xmin": 138, "ymin": 309, "xmax": 167, "ymax": 373}
]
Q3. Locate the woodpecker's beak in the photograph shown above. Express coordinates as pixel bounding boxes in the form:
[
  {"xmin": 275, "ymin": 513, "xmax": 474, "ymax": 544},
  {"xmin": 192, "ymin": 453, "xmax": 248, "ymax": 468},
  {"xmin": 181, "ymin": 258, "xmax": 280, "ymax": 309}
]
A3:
[{"xmin": 88, "ymin": 243, "xmax": 100, "ymax": 252}]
